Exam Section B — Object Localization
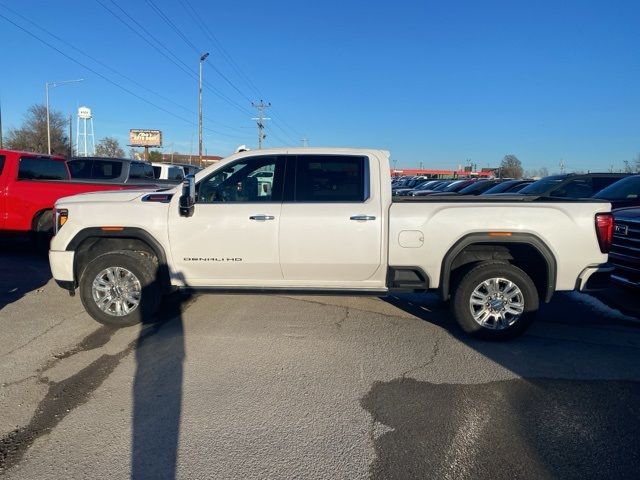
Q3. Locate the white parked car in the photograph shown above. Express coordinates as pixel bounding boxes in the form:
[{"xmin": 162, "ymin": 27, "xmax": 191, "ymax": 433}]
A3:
[
  {"xmin": 151, "ymin": 163, "xmax": 185, "ymax": 181},
  {"xmin": 49, "ymin": 148, "xmax": 613, "ymax": 340}
]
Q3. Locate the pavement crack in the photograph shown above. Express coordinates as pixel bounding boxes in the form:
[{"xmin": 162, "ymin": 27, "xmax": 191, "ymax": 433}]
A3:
[
  {"xmin": 0, "ymin": 375, "xmax": 38, "ymax": 389},
  {"xmin": 400, "ymin": 336, "xmax": 442, "ymax": 379},
  {"xmin": 0, "ymin": 316, "xmax": 71, "ymax": 360},
  {"xmin": 335, "ymin": 307, "xmax": 350, "ymax": 330}
]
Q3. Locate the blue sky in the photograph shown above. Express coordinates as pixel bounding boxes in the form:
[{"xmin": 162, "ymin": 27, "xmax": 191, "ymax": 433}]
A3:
[{"xmin": 0, "ymin": 0, "xmax": 639, "ymax": 172}]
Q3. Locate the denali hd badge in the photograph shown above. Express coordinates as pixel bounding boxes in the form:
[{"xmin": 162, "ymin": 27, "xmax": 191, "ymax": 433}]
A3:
[
  {"xmin": 184, "ymin": 257, "xmax": 243, "ymax": 262},
  {"xmin": 614, "ymin": 225, "xmax": 628, "ymax": 236}
]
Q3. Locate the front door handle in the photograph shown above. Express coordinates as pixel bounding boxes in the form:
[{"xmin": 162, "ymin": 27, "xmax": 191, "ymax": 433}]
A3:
[
  {"xmin": 249, "ymin": 214, "xmax": 275, "ymax": 221},
  {"xmin": 350, "ymin": 215, "xmax": 376, "ymax": 221}
]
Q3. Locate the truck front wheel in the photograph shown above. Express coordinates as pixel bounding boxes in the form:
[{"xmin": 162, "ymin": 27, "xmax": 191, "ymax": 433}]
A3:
[
  {"xmin": 451, "ymin": 261, "xmax": 539, "ymax": 340},
  {"xmin": 79, "ymin": 251, "xmax": 160, "ymax": 327}
]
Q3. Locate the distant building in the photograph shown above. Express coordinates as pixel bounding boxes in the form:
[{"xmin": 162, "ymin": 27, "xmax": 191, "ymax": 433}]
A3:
[
  {"xmin": 161, "ymin": 153, "xmax": 223, "ymax": 166},
  {"xmin": 391, "ymin": 168, "xmax": 494, "ymax": 178}
]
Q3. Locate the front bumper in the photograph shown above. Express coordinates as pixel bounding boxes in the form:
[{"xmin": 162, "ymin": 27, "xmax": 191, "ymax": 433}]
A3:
[
  {"xmin": 49, "ymin": 250, "xmax": 75, "ymax": 284},
  {"xmin": 576, "ymin": 263, "xmax": 614, "ymax": 292}
]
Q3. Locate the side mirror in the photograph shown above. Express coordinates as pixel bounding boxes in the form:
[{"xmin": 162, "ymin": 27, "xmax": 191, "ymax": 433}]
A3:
[{"xmin": 179, "ymin": 175, "xmax": 196, "ymax": 217}]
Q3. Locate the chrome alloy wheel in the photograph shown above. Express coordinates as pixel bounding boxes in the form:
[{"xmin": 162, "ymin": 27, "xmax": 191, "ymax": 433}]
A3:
[
  {"xmin": 469, "ymin": 277, "xmax": 525, "ymax": 330},
  {"xmin": 91, "ymin": 267, "xmax": 142, "ymax": 317}
]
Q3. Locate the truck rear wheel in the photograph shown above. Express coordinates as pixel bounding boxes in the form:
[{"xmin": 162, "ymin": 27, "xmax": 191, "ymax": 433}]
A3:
[
  {"xmin": 79, "ymin": 250, "xmax": 160, "ymax": 327},
  {"xmin": 451, "ymin": 261, "xmax": 539, "ymax": 340}
]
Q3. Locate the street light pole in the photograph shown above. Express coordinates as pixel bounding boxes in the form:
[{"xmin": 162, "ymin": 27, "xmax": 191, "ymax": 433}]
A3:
[
  {"xmin": 45, "ymin": 78, "xmax": 83, "ymax": 155},
  {"xmin": 198, "ymin": 52, "xmax": 209, "ymax": 167}
]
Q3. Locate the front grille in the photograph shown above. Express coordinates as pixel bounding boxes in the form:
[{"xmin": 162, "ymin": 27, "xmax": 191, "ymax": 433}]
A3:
[{"xmin": 610, "ymin": 218, "xmax": 640, "ymax": 288}]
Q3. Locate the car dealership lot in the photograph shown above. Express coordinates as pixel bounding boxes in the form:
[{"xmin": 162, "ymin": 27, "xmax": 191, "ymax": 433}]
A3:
[{"xmin": 1, "ymin": 243, "xmax": 640, "ymax": 479}]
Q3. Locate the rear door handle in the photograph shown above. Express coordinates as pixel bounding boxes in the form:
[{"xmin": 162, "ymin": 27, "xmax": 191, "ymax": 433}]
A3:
[
  {"xmin": 350, "ymin": 215, "xmax": 376, "ymax": 221},
  {"xmin": 249, "ymin": 214, "xmax": 275, "ymax": 221}
]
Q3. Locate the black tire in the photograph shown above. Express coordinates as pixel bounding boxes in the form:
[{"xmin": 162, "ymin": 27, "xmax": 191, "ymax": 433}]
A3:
[
  {"xmin": 451, "ymin": 261, "xmax": 539, "ymax": 340},
  {"xmin": 79, "ymin": 250, "xmax": 161, "ymax": 327},
  {"xmin": 30, "ymin": 210, "xmax": 53, "ymax": 251}
]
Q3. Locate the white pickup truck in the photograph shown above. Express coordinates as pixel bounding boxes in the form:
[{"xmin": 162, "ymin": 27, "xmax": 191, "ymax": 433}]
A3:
[{"xmin": 49, "ymin": 148, "xmax": 614, "ymax": 339}]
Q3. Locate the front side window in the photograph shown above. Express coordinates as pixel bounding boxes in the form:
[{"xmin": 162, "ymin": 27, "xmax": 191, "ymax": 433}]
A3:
[
  {"xmin": 18, "ymin": 157, "xmax": 68, "ymax": 180},
  {"xmin": 294, "ymin": 156, "xmax": 366, "ymax": 202},
  {"xmin": 0, "ymin": 156, "xmax": 4, "ymax": 176},
  {"xmin": 198, "ymin": 156, "xmax": 282, "ymax": 203}
]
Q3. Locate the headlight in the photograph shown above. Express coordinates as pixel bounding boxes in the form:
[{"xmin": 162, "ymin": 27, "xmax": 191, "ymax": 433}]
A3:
[{"xmin": 54, "ymin": 209, "xmax": 68, "ymax": 234}]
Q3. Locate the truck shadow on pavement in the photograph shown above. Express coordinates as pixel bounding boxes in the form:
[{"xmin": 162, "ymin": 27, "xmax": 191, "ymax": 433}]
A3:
[
  {"xmin": 132, "ymin": 267, "xmax": 191, "ymax": 480},
  {"xmin": 0, "ymin": 239, "xmax": 51, "ymax": 311},
  {"xmin": 371, "ymin": 294, "xmax": 640, "ymax": 479}
]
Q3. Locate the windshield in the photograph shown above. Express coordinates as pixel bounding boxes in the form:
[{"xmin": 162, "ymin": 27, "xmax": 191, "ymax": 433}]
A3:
[
  {"xmin": 458, "ymin": 181, "xmax": 495, "ymax": 194},
  {"xmin": 594, "ymin": 176, "xmax": 640, "ymax": 200},
  {"xmin": 416, "ymin": 180, "xmax": 441, "ymax": 190},
  {"xmin": 519, "ymin": 176, "xmax": 566, "ymax": 195},
  {"xmin": 442, "ymin": 180, "xmax": 470, "ymax": 192}
]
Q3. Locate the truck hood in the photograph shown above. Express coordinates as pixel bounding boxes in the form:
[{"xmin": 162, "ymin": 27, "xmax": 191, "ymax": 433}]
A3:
[{"xmin": 56, "ymin": 188, "xmax": 173, "ymax": 206}]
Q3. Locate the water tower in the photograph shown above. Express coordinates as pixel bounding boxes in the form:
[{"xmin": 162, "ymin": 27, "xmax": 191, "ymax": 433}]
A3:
[{"xmin": 76, "ymin": 106, "xmax": 95, "ymax": 157}]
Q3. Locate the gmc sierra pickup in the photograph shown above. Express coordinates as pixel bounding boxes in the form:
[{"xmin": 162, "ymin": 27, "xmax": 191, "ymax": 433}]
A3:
[{"xmin": 49, "ymin": 148, "xmax": 614, "ymax": 339}]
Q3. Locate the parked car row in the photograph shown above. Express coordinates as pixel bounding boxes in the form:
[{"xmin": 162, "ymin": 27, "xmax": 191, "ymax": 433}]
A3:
[
  {"xmin": 392, "ymin": 172, "xmax": 639, "ymax": 207},
  {"xmin": 393, "ymin": 171, "xmax": 640, "ymax": 291},
  {"xmin": 67, "ymin": 157, "xmax": 202, "ymax": 185},
  {"xmin": 0, "ymin": 149, "xmax": 203, "ymax": 240}
]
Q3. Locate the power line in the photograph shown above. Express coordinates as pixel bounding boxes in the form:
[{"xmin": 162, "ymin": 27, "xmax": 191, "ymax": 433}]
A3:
[
  {"xmin": 99, "ymin": 0, "xmax": 252, "ymax": 117},
  {"xmin": 264, "ymin": 125, "xmax": 288, "ymax": 147},
  {"xmin": 0, "ymin": 2, "xmax": 245, "ymax": 134},
  {"xmin": 0, "ymin": 11, "xmax": 245, "ymax": 139},
  {"xmin": 252, "ymin": 100, "xmax": 271, "ymax": 149},
  {"xmin": 179, "ymin": 0, "xmax": 263, "ymax": 99},
  {"xmin": 270, "ymin": 118, "xmax": 297, "ymax": 145},
  {"xmin": 144, "ymin": 0, "xmax": 254, "ymax": 105}
]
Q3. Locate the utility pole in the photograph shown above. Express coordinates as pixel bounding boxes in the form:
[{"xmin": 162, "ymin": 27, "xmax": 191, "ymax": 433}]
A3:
[
  {"xmin": 252, "ymin": 100, "xmax": 271, "ymax": 149},
  {"xmin": 559, "ymin": 159, "xmax": 566, "ymax": 174},
  {"xmin": 0, "ymin": 97, "xmax": 3, "ymax": 149},
  {"xmin": 45, "ymin": 78, "xmax": 83, "ymax": 154},
  {"xmin": 301, "ymin": 137, "xmax": 309, "ymax": 147},
  {"xmin": 68, "ymin": 114, "xmax": 72, "ymax": 158},
  {"xmin": 199, "ymin": 52, "xmax": 209, "ymax": 167}
]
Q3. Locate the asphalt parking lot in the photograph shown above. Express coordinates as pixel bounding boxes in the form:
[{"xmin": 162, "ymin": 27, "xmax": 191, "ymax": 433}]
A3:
[{"xmin": 1, "ymin": 240, "xmax": 640, "ymax": 479}]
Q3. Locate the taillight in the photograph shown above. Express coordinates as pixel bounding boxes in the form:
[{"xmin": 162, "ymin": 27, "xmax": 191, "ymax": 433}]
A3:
[{"xmin": 595, "ymin": 212, "xmax": 614, "ymax": 254}]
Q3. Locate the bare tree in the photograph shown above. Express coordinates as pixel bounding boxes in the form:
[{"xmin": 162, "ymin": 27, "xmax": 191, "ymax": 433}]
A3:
[
  {"xmin": 6, "ymin": 104, "xmax": 70, "ymax": 155},
  {"xmin": 539, "ymin": 167, "xmax": 549, "ymax": 177},
  {"xmin": 148, "ymin": 150, "xmax": 162, "ymax": 162},
  {"xmin": 499, "ymin": 154, "xmax": 523, "ymax": 179},
  {"xmin": 634, "ymin": 154, "xmax": 640, "ymax": 173},
  {"xmin": 95, "ymin": 137, "xmax": 125, "ymax": 158}
]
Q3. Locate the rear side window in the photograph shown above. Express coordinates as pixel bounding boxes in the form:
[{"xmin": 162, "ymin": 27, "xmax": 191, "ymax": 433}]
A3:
[
  {"xmin": 550, "ymin": 178, "xmax": 594, "ymax": 198},
  {"xmin": 18, "ymin": 157, "xmax": 68, "ymax": 180},
  {"xmin": 593, "ymin": 176, "xmax": 624, "ymax": 192},
  {"xmin": 168, "ymin": 167, "xmax": 184, "ymax": 180},
  {"xmin": 129, "ymin": 162, "xmax": 155, "ymax": 179},
  {"xmin": 294, "ymin": 156, "xmax": 366, "ymax": 202},
  {"xmin": 68, "ymin": 160, "xmax": 93, "ymax": 178},
  {"xmin": 92, "ymin": 160, "xmax": 123, "ymax": 180},
  {"xmin": 152, "ymin": 166, "xmax": 161, "ymax": 178}
]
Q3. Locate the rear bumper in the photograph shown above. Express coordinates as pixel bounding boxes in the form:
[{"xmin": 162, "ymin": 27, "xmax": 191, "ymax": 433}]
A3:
[
  {"xmin": 576, "ymin": 263, "xmax": 614, "ymax": 292},
  {"xmin": 49, "ymin": 250, "xmax": 75, "ymax": 284}
]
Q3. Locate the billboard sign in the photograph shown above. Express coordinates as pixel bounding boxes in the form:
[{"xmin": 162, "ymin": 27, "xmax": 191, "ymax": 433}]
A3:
[{"xmin": 129, "ymin": 129, "xmax": 162, "ymax": 147}]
